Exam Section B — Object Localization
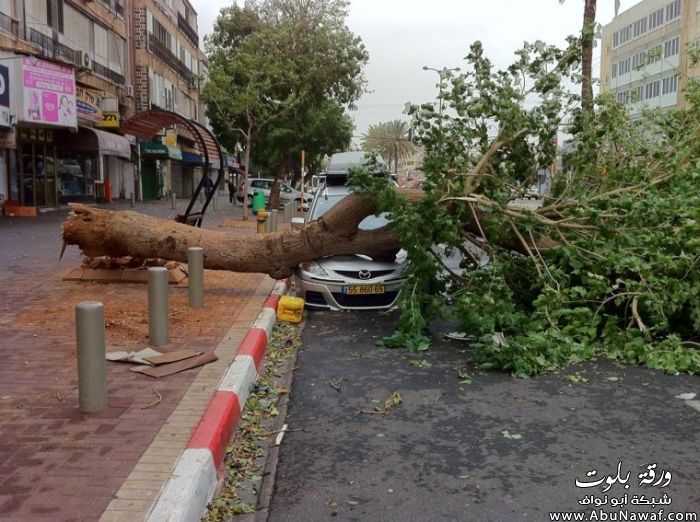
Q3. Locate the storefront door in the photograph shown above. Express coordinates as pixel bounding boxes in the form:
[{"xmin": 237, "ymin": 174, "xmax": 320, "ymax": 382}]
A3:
[
  {"xmin": 18, "ymin": 137, "xmax": 57, "ymax": 207},
  {"xmin": 142, "ymin": 160, "xmax": 158, "ymax": 200}
]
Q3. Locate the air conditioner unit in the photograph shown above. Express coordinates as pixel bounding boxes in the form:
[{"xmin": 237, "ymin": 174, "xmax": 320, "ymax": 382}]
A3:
[
  {"xmin": 74, "ymin": 50, "xmax": 92, "ymax": 70},
  {"xmin": 123, "ymin": 84, "xmax": 134, "ymax": 97}
]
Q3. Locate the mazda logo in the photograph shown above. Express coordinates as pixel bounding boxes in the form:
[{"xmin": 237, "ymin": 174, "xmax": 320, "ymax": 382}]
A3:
[{"xmin": 358, "ymin": 270, "xmax": 372, "ymax": 280}]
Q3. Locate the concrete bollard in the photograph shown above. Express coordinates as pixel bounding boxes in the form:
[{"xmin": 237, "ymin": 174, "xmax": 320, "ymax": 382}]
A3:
[
  {"xmin": 269, "ymin": 209, "xmax": 278, "ymax": 232},
  {"xmin": 75, "ymin": 301, "xmax": 108, "ymax": 413},
  {"xmin": 213, "ymin": 194, "xmax": 218, "ymax": 211},
  {"xmin": 188, "ymin": 247, "xmax": 204, "ymax": 308},
  {"xmin": 286, "ymin": 202, "xmax": 293, "ymax": 222},
  {"xmin": 148, "ymin": 267, "xmax": 169, "ymax": 346},
  {"xmin": 130, "ymin": 191, "xmax": 135, "ymax": 208},
  {"xmin": 171, "ymin": 192, "xmax": 176, "ymax": 209}
]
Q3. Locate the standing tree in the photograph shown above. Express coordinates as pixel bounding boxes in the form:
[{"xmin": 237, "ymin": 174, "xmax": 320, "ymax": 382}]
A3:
[
  {"xmin": 204, "ymin": 0, "xmax": 368, "ymax": 213},
  {"xmin": 361, "ymin": 120, "xmax": 417, "ymax": 175}
]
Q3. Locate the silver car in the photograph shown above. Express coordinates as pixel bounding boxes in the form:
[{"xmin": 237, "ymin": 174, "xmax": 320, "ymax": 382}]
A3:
[{"xmin": 295, "ymin": 184, "xmax": 406, "ymax": 310}]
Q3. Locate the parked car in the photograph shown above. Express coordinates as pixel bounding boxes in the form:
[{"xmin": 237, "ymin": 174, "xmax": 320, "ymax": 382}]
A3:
[
  {"xmin": 237, "ymin": 177, "xmax": 313, "ymax": 209},
  {"xmin": 294, "ymin": 183, "xmax": 406, "ymax": 310}
]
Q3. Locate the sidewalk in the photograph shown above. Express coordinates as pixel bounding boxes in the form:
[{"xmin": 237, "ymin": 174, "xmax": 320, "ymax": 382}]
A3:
[{"xmin": 0, "ymin": 198, "xmax": 272, "ymax": 521}]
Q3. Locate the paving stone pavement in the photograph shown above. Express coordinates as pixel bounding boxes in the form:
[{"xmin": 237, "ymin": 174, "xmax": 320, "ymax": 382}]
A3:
[{"xmin": 0, "ymin": 199, "xmax": 274, "ymax": 521}]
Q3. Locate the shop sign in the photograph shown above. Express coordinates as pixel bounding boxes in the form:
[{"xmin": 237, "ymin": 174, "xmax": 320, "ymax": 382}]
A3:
[
  {"xmin": 96, "ymin": 111, "xmax": 120, "ymax": 128},
  {"xmin": 17, "ymin": 57, "xmax": 77, "ymax": 128},
  {"xmin": 0, "ymin": 64, "xmax": 9, "ymax": 128},
  {"xmin": 75, "ymin": 86, "xmax": 103, "ymax": 123},
  {"xmin": 19, "ymin": 127, "xmax": 53, "ymax": 143},
  {"xmin": 164, "ymin": 128, "xmax": 177, "ymax": 147}
]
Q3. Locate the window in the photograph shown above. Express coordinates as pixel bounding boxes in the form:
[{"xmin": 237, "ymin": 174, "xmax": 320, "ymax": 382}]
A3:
[
  {"xmin": 662, "ymin": 74, "xmax": 679, "ymax": 94},
  {"xmin": 616, "ymin": 90, "xmax": 630, "ymax": 104},
  {"xmin": 665, "ymin": 0, "xmax": 681, "ymax": 21},
  {"xmin": 46, "ymin": 0, "xmax": 64, "ymax": 33},
  {"xmin": 633, "ymin": 17, "xmax": 648, "ymax": 37},
  {"xmin": 664, "ymin": 36, "xmax": 680, "ymax": 58},
  {"xmin": 649, "ymin": 8, "xmax": 664, "ymax": 30},
  {"xmin": 618, "ymin": 57, "xmax": 631, "ymax": 75},
  {"xmin": 631, "ymin": 85, "xmax": 644, "ymax": 102},
  {"xmin": 645, "ymin": 80, "xmax": 661, "ymax": 99},
  {"xmin": 612, "ymin": 62, "xmax": 618, "ymax": 78},
  {"xmin": 648, "ymin": 45, "xmax": 662, "ymax": 64},
  {"xmin": 613, "ymin": 31, "xmax": 620, "ymax": 48},
  {"xmin": 152, "ymin": 18, "xmax": 172, "ymax": 49}
]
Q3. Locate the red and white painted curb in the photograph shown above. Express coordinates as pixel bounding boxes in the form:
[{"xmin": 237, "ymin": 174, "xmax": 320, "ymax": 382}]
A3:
[{"xmin": 146, "ymin": 279, "xmax": 290, "ymax": 522}]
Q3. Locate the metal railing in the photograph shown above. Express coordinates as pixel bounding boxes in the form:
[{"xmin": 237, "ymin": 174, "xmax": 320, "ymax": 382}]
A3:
[
  {"xmin": 177, "ymin": 13, "xmax": 198, "ymax": 47},
  {"xmin": 148, "ymin": 33, "xmax": 194, "ymax": 83},
  {"xmin": 0, "ymin": 11, "xmax": 18, "ymax": 37},
  {"xmin": 92, "ymin": 60, "xmax": 125, "ymax": 86},
  {"xmin": 29, "ymin": 28, "xmax": 76, "ymax": 63}
]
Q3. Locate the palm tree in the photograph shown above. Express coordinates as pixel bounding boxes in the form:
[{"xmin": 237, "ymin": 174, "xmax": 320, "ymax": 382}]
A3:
[
  {"xmin": 560, "ymin": 0, "xmax": 597, "ymax": 115},
  {"xmin": 361, "ymin": 120, "xmax": 417, "ymax": 174}
]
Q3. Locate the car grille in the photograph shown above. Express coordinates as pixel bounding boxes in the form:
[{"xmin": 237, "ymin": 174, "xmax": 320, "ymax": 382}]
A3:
[
  {"xmin": 333, "ymin": 269, "xmax": 395, "ymax": 280},
  {"xmin": 305, "ymin": 291, "xmax": 327, "ymax": 306},
  {"xmin": 331, "ymin": 291, "xmax": 399, "ymax": 308}
]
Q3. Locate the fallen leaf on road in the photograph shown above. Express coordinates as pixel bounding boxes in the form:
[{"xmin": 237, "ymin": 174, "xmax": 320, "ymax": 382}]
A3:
[{"xmin": 501, "ymin": 430, "xmax": 523, "ymax": 440}]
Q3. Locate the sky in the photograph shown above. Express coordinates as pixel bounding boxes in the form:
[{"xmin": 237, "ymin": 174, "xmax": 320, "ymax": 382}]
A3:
[{"xmin": 192, "ymin": 0, "xmax": 638, "ymax": 142}]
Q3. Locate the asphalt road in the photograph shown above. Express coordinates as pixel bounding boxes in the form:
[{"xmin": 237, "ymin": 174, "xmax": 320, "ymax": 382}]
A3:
[{"xmin": 267, "ymin": 310, "xmax": 699, "ymax": 521}]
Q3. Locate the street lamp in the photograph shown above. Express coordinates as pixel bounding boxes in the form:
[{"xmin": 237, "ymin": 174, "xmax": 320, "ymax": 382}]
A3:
[{"xmin": 422, "ymin": 66, "xmax": 461, "ymax": 117}]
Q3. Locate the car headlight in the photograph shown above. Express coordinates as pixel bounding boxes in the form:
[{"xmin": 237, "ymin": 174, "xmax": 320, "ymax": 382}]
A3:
[{"xmin": 300, "ymin": 262, "xmax": 329, "ymax": 277}]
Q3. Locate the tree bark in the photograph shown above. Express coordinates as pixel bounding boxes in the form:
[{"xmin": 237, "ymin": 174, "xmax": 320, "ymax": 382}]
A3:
[
  {"xmin": 62, "ymin": 192, "xmax": 403, "ymax": 280},
  {"xmin": 581, "ymin": 0, "xmax": 597, "ymax": 115}
]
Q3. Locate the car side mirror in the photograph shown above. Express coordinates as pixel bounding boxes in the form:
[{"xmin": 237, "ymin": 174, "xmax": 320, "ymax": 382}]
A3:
[{"xmin": 291, "ymin": 217, "xmax": 305, "ymax": 230}]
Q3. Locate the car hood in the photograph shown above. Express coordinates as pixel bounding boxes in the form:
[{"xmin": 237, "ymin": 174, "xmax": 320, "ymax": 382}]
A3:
[{"xmin": 315, "ymin": 254, "xmax": 406, "ymax": 272}]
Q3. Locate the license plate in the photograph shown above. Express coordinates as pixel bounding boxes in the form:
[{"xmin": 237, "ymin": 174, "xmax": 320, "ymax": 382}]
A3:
[{"xmin": 345, "ymin": 285, "xmax": 385, "ymax": 295}]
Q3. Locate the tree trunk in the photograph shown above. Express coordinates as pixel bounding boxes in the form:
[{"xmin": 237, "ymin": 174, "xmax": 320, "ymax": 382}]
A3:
[
  {"xmin": 268, "ymin": 157, "xmax": 290, "ymax": 210},
  {"xmin": 581, "ymin": 0, "xmax": 597, "ymax": 115},
  {"xmin": 63, "ymin": 193, "xmax": 403, "ymax": 280}
]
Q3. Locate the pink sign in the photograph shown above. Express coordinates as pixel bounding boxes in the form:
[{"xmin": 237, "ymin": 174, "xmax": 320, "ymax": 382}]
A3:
[{"xmin": 20, "ymin": 57, "xmax": 77, "ymax": 128}]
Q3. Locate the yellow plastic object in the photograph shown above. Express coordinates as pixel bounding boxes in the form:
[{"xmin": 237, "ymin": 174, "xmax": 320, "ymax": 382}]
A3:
[{"xmin": 277, "ymin": 295, "xmax": 304, "ymax": 323}]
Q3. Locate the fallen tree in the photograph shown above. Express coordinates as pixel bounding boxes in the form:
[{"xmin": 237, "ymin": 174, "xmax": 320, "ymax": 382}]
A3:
[{"xmin": 63, "ymin": 39, "xmax": 700, "ymax": 377}]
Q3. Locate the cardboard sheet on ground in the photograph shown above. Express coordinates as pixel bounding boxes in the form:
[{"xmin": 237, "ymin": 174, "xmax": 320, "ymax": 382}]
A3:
[
  {"xmin": 106, "ymin": 347, "xmax": 164, "ymax": 366},
  {"xmin": 143, "ymin": 349, "xmax": 203, "ymax": 365},
  {"xmin": 130, "ymin": 352, "xmax": 218, "ymax": 378}
]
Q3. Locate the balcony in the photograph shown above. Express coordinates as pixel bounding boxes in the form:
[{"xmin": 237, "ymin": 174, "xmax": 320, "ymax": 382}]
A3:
[
  {"xmin": 148, "ymin": 33, "xmax": 194, "ymax": 84},
  {"xmin": 97, "ymin": 0, "xmax": 125, "ymax": 18},
  {"xmin": 92, "ymin": 60, "xmax": 125, "ymax": 86},
  {"xmin": 0, "ymin": 11, "xmax": 19, "ymax": 37},
  {"xmin": 177, "ymin": 13, "xmax": 198, "ymax": 47},
  {"xmin": 29, "ymin": 28, "xmax": 76, "ymax": 63}
]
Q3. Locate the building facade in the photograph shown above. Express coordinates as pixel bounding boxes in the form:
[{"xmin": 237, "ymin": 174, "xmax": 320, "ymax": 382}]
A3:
[
  {"xmin": 132, "ymin": 0, "xmax": 207, "ymax": 200},
  {"xmin": 600, "ymin": 0, "xmax": 700, "ymax": 116},
  {"xmin": 0, "ymin": 0, "xmax": 208, "ymax": 212}
]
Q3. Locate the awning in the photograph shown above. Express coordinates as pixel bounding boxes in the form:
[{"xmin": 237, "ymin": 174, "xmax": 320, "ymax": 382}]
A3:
[
  {"xmin": 140, "ymin": 141, "xmax": 182, "ymax": 160},
  {"xmin": 181, "ymin": 151, "xmax": 204, "ymax": 165},
  {"xmin": 86, "ymin": 127, "xmax": 131, "ymax": 160},
  {"xmin": 54, "ymin": 126, "xmax": 132, "ymax": 160}
]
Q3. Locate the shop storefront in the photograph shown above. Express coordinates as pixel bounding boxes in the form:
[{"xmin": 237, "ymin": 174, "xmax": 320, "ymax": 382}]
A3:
[
  {"xmin": 9, "ymin": 57, "xmax": 77, "ymax": 208},
  {"xmin": 0, "ymin": 63, "xmax": 9, "ymax": 204},
  {"xmin": 179, "ymin": 150, "xmax": 203, "ymax": 198},
  {"xmin": 54, "ymin": 126, "xmax": 132, "ymax": 204},
  {"xmin": 139, "ymin": 141, "xmax": 181, "ymax": 200}
]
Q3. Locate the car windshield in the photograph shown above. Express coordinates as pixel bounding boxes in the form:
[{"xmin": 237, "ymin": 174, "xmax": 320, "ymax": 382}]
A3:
[{"xmin": 310, "ymin": 192, "xmax": 389, "ymax": 230}]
